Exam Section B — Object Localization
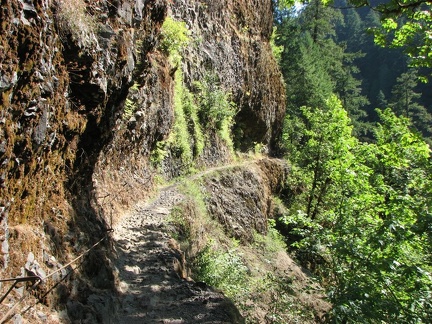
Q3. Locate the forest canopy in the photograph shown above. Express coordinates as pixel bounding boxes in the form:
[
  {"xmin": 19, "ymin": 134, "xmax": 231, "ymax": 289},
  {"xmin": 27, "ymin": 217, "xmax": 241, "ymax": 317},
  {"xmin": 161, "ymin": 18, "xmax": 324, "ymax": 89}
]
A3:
[
  {"xmin": 272, "ymin": 0, "xmax": 432, "ymax": 322},
  {"xmin": 274, "ymin": 0, "xmax": 432, "ymax": 71}
]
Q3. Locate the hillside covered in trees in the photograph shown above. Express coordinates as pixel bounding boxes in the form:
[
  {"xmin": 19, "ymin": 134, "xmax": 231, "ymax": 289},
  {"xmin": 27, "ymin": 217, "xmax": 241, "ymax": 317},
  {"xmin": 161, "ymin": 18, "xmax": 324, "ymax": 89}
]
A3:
[{"xmin": 273, "ymin": 0, "xmax": 432, "ymax": 322}]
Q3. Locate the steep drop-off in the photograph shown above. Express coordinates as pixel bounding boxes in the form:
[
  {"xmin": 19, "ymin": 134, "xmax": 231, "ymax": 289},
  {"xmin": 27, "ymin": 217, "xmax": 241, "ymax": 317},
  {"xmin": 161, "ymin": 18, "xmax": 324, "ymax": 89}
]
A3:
[{"xmin": 0, "ymin": 0, "xmax": 286, "ymax": 321}]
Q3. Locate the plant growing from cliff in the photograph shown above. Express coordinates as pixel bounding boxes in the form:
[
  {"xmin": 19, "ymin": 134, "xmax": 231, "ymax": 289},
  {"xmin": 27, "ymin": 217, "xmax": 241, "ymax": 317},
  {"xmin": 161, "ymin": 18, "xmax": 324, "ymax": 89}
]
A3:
[
  {"xmin": 150, "ymin": 69, "xmax": 206, "ymax": 171},
  {"xmin": 182, "ymin": 89, "xmax": 205, "ymax": 157},
  {"xmin": 150, "ymin": 141, "xmax": 168, "ymax": 168},
  {"xmin": 56, "ymin": 0, "xmax": 97, "ymax": 49},
  {"xmin": 122, "ymin": 98, "xmax": 135, "ymax": 120},
  {"xmin": 159, "ymin": 17, "xmax": 190, "ymax": 64},
  {"xmin": 193, "ymin": 242, "xmax": 250, "ymax": 299},
  {"xmin": 270, "ymin": 27, "xmax": 284, "ymax": 64},
  {"xmin": 194, "ymin": 74, "xmax": 238, "ymax": 150},
  {"xmin": 122, "ymin": 82, "xmax": 140, "ymax": 120},
  {"xmin": 253, "ymin": 219, "xmax": 287, "ymax": 254},
  {"xmin": 167, "ymin": 69, "xmax": 194, "ymax": 168}
]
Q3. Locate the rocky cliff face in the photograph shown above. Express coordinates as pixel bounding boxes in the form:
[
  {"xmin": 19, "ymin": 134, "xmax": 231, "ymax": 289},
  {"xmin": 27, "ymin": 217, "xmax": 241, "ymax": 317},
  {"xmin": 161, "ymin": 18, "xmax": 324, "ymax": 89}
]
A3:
[
  {"xmin": 0, "ymin": 0, "xmax": 285, "ymax": 320},
  {"xmin": 202, "ymin": 158, "xmax": 289, "ymax": 243},
  {"xmin": 1, "ymin": 0, "xmax": 169, "ymax": 271},
  {"xmin": 171, "ymin": 0, "xmax": 285, "ymax": 151}
]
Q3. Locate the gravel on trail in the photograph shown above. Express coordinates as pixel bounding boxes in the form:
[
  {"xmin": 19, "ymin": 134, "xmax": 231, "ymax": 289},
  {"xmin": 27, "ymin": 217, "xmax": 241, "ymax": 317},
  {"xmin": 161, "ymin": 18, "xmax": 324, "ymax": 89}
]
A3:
[{"xmin": 112, "ymin": 185, "xmax": 243, "ymax": 324}]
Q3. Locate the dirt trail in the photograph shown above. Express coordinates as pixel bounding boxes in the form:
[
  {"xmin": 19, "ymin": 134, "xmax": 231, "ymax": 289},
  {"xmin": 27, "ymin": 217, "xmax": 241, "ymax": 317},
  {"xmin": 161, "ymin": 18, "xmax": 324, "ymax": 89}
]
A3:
[{"xmin": 111, "ymin": 165, "xmax": 245, "ymax": 323}]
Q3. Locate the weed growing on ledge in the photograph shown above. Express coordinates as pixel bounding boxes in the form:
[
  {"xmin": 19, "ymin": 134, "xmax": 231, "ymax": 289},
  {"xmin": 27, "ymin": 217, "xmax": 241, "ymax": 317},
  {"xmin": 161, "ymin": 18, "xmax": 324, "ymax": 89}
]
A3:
[
  {"xmin": 122, "ymin": 82, "xmax": 140, "ymax": 121},
  {"xmin": 150, "ymin": 141, "xmax": 168, "ymax": 169},
  {"xmin": 182, "ymin": 90, "xmax": 205, "ymax": 157},
  {"xmin": 168, "ymin": 69, "xmax": 194, "ymax": 168},
  {"xmin": 193, "ymin": 242, "xmax": 250, "ymax": 299},
  {"xmin": 150, "ymin": 67, "xmax": 206, "ymax": 173},
  {"xmin": 270, "ymin": 26, "xmax": 284, "ymax": 64}
]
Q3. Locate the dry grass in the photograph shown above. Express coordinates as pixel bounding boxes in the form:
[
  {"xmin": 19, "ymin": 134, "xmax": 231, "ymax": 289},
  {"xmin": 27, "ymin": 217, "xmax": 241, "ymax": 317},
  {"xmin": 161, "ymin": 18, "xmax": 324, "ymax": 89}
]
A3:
[
  {"xmin": 8, "ymin": 224, "xmax": 39, "ymax": 268},
  {"xmin": 56, "ymin": 0, "xmax": 97, "ymax": 49}
]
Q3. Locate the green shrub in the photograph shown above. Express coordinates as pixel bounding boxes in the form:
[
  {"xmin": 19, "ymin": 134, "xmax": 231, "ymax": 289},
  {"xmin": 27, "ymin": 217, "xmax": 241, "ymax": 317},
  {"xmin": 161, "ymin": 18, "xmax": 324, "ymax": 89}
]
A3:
[
  {"xmin": 193, "ymin": 243, "xmax": 250, "ymax": 298},
  {"xmin": 178, "ymin": 180, "xmax": 208, "ymax": 216},
  {"xmin": 270, "ymin": 26, "xmax": 284, "ymax": 64},
  {"xmin": 168, "ymin": 69, "xmax": 194, "ymax": 167},
  {"xmin": 150, "ymin": 141, "xmax": 168, "ymax": 168},
  {"xmin": 159, "ymin": 17, "xmax": 190, "ymax": 64},
  {"xmin": 167, "ymin": 205, "xmax": 191, "ymax": 241},
  {"xmin": 253, "ymin": 219, "xmax": 287, "ymax": 254},
  {"xmin": 182, "ymin": 90, "xmax": 205, "ymax": 157},
  {"xmin": 123, "ymin": 98, "xmax": 135, "ymax": 120},
  {"xmin": 151, "ymin": 68, "xmax": 207, "ymax": 171},
  {"xmin": 151, "ymin": 17, "xmax": 205, "ymax": 171},
  {"xmin": 194, "ymin": 74, "xmax": 237, "ymax": 148},
  {"xmin": 122, "ymin": 82, "xmax": 140, "ymax": 120}
]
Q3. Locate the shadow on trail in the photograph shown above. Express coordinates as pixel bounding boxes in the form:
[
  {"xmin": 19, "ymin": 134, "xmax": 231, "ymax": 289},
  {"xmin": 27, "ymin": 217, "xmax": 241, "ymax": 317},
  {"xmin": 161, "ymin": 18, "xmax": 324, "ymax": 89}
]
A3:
[{"xmin": 113, "ymin": 221, "xmax": 244, "ymax": 324}]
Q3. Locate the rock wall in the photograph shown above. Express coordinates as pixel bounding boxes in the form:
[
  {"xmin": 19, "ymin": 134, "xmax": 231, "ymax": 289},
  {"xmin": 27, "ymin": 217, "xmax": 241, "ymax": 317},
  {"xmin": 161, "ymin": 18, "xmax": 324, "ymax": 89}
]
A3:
[
  {"xmin": 0, "ymin": 0, "xmax": 168, "ymax": 268},
  {"xmin": 0, "ymin": 0, "xmax": 286, "ymax": 319},
  {"xmin": 172, "ymin": 0, "xmax": 286, "ymax": 151},
  {"xmin": 202, "ymin": 158, "xmax": 289, "ymax": 243},
  {"xmin": 0, "ymin": 0, "xmax": 172, "ymax": 315}
]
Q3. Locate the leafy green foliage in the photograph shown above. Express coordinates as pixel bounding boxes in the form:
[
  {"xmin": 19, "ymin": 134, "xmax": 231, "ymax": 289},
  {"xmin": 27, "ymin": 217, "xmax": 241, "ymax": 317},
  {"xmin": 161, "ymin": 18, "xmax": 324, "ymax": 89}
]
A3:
[
  {"xmin": 159, "ymin": 17, "xmax": 190, "ymax": 64},
  {"xmin": 284, "ymin": 95, "xmax": 357, "ymax": 221},
  {"xmin": 389, "ymin": 69, "xmax": 432, "ymax": 145},
  {"xmin": 182, "ymin": 90, "xmax": 205, "ymax": 157},
  {"xmin": 122, "ymin": 82, "xmax": 140, "ymax": 120},
  {"xmin": 273, "ymin": 0, "xmax": 296, "ymax": 11},
  {"xmin": 151, "ymin": 68, "xmax": 203, "ymax": 171},
  {"xmin": 275, "ymin": 2, "xmax": 370, "ymax": 136},
  {"xmin": 276, "ymin": 2, "xmax": 432, "ymax": 321},
  {"xmin": 193, "ymin": 74, "xmax": 237, "ymax": 149},
  {"xmin": 280, "ymin": 96, "xmax": 432, "ymax": 322},
  {"xmin": 153, "ymin": 71, "xmax": 237, "ymax": 166},
  {"xmin": 325, "ymin": 0, "xmax": 432, "ymax": 73},
  {"xmin": 326, "ymin": 109, "xmax": 432, "ymax": 322},
  {"xmin": 370, "ymin": 3, "xmax": 432, "ymax": 71},
  {"xmin": 253, "ymin": 218, "xmax": 287, "ymax": 254},
  {"xmin": 150, "ymin": 141, "xmax": 168, "ymax": 167},
  {"xmin": 168, "ymin": 69, "xmax": 194, "ymax": 167},
  {"xmin": 270, "ymin": 27, "xmax": 284, "ymax": 63},
  {"xmin": 193, "ymin": 243, "xmax": 250, "ymax": 298}
]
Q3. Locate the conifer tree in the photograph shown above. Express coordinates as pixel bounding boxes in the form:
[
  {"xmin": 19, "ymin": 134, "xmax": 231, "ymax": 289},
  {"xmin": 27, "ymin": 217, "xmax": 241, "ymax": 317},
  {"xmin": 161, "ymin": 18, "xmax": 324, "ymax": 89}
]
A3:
[{"xmin": 390, "ymin": 69, "xmax": 432, "ymax": 144}]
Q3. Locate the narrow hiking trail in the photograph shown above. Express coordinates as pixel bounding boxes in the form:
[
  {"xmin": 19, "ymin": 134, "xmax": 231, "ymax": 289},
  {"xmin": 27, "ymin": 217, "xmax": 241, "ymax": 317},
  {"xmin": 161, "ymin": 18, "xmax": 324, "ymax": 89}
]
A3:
[
  {"xmin": 111, "ymin": 164, "xmax": 245, "ymax": 323},
  {"xmin": 107, "ymin": 158, "xmax": 329, "ymax": 323}
]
